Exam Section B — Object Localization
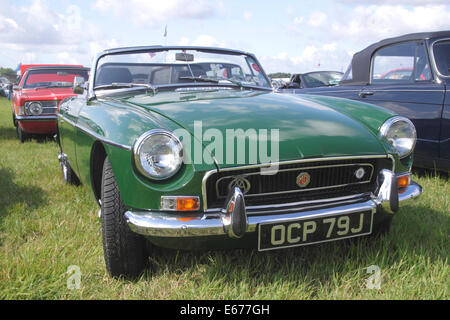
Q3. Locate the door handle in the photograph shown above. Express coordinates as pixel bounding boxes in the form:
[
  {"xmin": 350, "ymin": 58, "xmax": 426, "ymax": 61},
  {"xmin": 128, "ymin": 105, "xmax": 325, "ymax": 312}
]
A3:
[{"xmin": 359, "ymin": 90, "xmax": 374, "ymax": 98}]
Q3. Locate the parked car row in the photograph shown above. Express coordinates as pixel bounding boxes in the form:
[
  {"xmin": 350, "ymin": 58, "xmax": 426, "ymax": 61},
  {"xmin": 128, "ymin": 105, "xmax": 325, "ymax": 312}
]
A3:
[
  {"xmin": 280, "ymin": 31, "xmax": 450, "ymax": 172},
  {"xmin": 9, "ymin": 31, "xmax": 445, "ymax": 279}
]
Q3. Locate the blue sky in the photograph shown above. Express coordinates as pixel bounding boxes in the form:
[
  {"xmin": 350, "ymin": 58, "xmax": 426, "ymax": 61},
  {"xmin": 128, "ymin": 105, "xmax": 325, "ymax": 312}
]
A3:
[{"xmin": 1, "ymin": 0, "xmax": 450, "ymax": 74}]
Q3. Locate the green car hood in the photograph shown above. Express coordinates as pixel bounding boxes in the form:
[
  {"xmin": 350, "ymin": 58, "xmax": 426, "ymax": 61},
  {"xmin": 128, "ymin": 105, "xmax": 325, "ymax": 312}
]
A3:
[{"xmin": 118, "ymin": 89, "xmax": 391, "ymax": 169}]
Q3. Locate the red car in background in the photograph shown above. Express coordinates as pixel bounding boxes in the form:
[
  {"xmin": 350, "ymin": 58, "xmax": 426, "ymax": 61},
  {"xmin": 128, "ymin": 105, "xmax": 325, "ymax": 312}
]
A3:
[{"xmin": 11, "ymin": 64, "xmax": 89, "ymax": 142}]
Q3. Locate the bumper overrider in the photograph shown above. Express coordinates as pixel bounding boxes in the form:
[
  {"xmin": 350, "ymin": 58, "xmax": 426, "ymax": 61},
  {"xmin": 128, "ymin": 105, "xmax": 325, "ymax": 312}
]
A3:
[{"xmin": 125, "ymin": 169, "xmax": 422, "ymax": 245}]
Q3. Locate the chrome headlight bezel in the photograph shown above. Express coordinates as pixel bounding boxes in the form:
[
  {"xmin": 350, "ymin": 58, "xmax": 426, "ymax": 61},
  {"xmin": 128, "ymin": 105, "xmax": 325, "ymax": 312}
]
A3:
[
  {"xmin": 26, "ymin": 101, "xmax": 43, "ymax": 116},
  {"xmin": 133, "ymin": 129, "xmax": 184, "ymax": 181},
  {"xmin": 380, "ymin": 116, "xmax": 417, "ymax": 159}
]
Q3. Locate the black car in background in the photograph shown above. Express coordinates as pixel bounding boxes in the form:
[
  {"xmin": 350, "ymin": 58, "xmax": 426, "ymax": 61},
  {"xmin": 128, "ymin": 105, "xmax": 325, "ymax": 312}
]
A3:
[
  {"xmin": 280, "ymin": 31, "xmax": 450, "ymax": 172},
  {"xmin": 0, "ymin": 77, "xmax": 10, "ymax": 97},
  {"xmin": 282, "ymin": 71, "xmax": 343, "ymax": 89}
]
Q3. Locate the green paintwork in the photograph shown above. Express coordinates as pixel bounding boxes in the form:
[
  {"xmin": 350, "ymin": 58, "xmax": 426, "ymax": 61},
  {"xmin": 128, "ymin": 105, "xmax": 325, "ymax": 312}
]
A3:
[{"xmin": 58, "ymin": 87, "xmax": 409, "ymax": 211}]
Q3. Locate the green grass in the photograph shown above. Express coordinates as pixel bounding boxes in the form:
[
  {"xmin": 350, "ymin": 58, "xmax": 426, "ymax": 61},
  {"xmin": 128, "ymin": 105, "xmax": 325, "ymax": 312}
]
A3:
[{"xmin": 0, "ymin": 96, "xmax": 448, "ymax": 299}]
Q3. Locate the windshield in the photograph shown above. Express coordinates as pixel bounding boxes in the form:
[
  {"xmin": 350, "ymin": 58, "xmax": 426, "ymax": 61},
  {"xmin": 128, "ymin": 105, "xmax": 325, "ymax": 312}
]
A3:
[
  {"xmin": 94, "ymin": 48, "xmax": 271, "ymax": 90},
  {"xmin": 23, "ymin": 69, "xmax": 89, "ymax": 89},
  {"xmin": 433, "ymin": 40, "xmax": 450, "ymax": 76},
  {"xmin": 303, "ymin": 71, "xmax": 343, "ymax": 87}
]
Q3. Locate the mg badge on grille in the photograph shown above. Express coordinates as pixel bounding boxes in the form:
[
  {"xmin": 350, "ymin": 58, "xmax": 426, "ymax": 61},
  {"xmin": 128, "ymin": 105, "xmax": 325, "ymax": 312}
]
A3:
[
  {"xmin": 355, "ymin": 167, "xmax": 365, "ymax": 179},
  {"xmin": 296, "ymin": 172, "xmax": 311, "ymax": 188},
  {"xmin": 228, "ymin": 176, "xmax": 251, "ymax": 194}
]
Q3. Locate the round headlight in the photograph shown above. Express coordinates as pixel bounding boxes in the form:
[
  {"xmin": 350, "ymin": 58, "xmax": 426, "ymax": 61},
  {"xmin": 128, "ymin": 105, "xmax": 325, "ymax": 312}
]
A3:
[
  {"xmin": 28, "ymin": 102, "xmax": 43, "ymax": 115},
  {"xmin": 133, "ymin": 129, "xmax": 184, "ymax": 180},
  {"xmin": 380, "ymin": 116, "xmax": 416, "ymax": 158}
]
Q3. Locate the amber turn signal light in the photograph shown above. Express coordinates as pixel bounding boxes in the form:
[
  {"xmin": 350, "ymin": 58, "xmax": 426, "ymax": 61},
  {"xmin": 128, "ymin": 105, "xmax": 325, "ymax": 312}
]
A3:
[
  {"xmin": 161, "ymin": 196, "xmax": 200, "ymax": 211},
  {"xmin": 397, "ymin": 174, "xmax": 410, "ymax": 189},
  {"xmin": 177, "ymin": 197, "xmax": 200, "ymax": 211}
]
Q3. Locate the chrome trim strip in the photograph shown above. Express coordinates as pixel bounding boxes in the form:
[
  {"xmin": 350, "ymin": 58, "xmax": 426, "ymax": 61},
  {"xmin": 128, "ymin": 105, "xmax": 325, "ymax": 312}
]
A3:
[
  {"xmin": 204, "ymin": 193, "xmax": 371, "ymax": 214},
  {"xmin": 218, "ymin": 155, "xmax": 389, "ymax": 172},
  {"xmin": 16, "ymin": 115, "xmax": 57, "ymax": 122},
  {"xmin": 214, "ymin": 163, "xmax": 374, "ymax": 199},
  {"xmin": 248, "ymin": 196, "xmax": 370, "ymax": 216},
  {"xmin": 58, "ymin": 113, "xmax": 132, "ymax": 151},
  {"xmin": 202, "ymin": 155, "xmax": 393, "ymax": 211},
  {"xmin": 242, "ymin": 193, "xmax": 370, "ymax": 211}
]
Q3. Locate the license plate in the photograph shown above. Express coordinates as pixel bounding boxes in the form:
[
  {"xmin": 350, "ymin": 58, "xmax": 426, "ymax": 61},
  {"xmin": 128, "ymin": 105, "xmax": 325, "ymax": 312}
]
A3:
[{"xmin": 258, "ymin": 210, "xmax": 373, "ymax": 251}]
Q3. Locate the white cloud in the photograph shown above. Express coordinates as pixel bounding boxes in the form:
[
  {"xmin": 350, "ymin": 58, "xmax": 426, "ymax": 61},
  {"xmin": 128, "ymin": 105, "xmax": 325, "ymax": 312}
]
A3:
[
  {"xmin": 92, "ymin": 0, "xmax": 220, "ymax": 27},
  {"xmin": 329, "ymin": 5, "xmax": 450, "ymax": 41},
  {"xmin": 22, "ymin": 52, "xmax": 37, "ymax": 64},
  {"xmin": 0, "ymin": 0, "xmax": 100, "ymax": 52},
  {"xmin": 308, "ymin": 12, "xmax": 327, "ymax": 27},
  {"xmin": 177, "ymin": 35, "xmax": 226, "ymax": 48},
  {"xmin": 322, "ymin": 42, "xmax": 337, "ymax": 52},
  {"xmin": 261, "ymin": 44, "xmax": 351, "ymax": 74},
  {"xmin": 290, "ymin": 46, "xmax": 318, "ymax": 65},
  {"xmin": 279, "ymin": 3, "xmax": 450, "ymax": 73}
]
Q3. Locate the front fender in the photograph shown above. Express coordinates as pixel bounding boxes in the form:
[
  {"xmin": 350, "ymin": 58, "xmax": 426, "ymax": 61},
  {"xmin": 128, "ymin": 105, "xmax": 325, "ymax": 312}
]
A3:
[{"xmin": 74, "ymin": 98, "xmax": 216, "ymax": 211}]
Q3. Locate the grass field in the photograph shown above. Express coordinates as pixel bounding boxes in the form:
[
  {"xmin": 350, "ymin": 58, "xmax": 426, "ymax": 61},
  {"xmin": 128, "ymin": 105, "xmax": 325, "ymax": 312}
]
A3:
[{"xmin": 0, "ymin": 96, "xmax": 448, "ymax": 300}]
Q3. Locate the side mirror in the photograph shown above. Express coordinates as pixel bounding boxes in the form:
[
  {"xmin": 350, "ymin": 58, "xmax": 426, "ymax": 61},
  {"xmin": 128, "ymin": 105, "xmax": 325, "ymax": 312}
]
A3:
[{"xmin": 73, "ymin": 76, "xmax": 86, "ymax": 94}]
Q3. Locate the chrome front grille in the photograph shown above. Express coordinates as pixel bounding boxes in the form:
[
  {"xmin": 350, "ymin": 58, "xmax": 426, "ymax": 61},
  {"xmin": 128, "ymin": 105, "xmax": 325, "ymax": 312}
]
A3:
[
  {"xmin": 203, "ymin": 156, "xmax": 393, "ymax": 211},
  {"xmin": 25, "ymin": 101, "xmax": 58, "ymax": 115}
]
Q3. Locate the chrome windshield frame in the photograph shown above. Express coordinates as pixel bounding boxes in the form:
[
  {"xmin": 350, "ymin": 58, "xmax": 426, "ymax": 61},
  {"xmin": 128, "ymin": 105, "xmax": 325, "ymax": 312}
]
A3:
[{"xmin": 88, "ymin": 46, "xmax": 272, "ymax": 100}]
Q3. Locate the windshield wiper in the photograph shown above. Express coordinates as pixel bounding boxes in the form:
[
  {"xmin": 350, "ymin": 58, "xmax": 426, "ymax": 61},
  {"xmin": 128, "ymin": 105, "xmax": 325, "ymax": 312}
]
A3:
[
  {"xmin": 178, "ymin": 76, "xmax": 219, "ymax": 83},
  {"xmin": 179, "ymin": 76, "xmax": 245, "ymax": 89},
  {"xmin": 94, "ymin": 82, "xmax": 157, "ymax": 94}
]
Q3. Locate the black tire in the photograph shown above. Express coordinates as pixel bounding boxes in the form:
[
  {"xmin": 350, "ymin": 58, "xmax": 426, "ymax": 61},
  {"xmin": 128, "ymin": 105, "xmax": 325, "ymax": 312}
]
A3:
[
  {"xmin": 101, "ymin": 157, "xmax": 148, "ymax": 279},
  {"xmin": 61, "ymin": 158, "xmax": 80, "ymax": 186},
  {"xmin": 16, "ymin": 125, "xmax": 28, "ymax": 143},
  {"xmin": 12, "ymin": 113, "xmax": 17, "ymax": 127}
]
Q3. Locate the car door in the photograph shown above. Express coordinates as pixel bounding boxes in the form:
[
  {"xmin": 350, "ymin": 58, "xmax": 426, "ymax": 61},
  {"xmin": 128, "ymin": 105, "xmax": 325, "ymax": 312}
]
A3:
[{"xmin": 358, "ymin": 41, "xmax": 445, "ymax": 160}]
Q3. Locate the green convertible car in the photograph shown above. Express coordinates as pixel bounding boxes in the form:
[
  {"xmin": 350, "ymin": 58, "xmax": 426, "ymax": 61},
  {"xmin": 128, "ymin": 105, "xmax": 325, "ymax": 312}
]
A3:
[{"xmin": 57, "ymin": 46, "xmax": 423, "ymax": 278}]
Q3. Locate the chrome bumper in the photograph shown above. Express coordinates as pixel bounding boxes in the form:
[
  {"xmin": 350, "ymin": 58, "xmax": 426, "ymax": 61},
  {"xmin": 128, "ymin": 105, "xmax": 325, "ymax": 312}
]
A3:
[{"xmin": 125, "ymin": 170, "xmax": 422, "ymax": 239}]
